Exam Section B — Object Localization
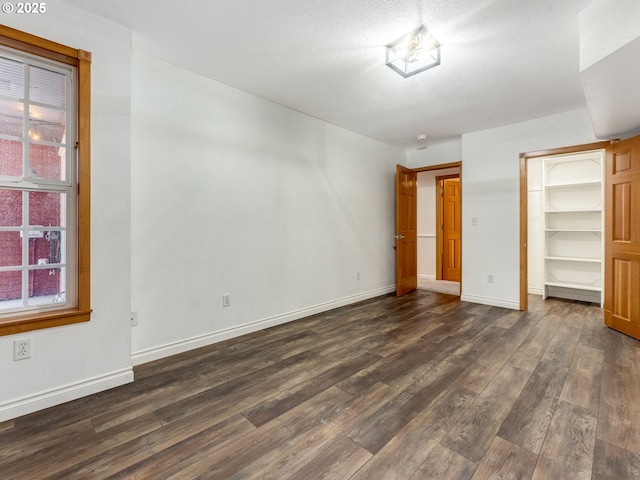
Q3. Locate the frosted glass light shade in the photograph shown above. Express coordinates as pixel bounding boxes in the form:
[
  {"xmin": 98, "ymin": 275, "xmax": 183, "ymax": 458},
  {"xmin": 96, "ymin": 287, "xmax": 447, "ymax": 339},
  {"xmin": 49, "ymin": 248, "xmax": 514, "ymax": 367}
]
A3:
[{"xmin": 386, "ymin": 26, "xmax": 440, "ymax": 78}]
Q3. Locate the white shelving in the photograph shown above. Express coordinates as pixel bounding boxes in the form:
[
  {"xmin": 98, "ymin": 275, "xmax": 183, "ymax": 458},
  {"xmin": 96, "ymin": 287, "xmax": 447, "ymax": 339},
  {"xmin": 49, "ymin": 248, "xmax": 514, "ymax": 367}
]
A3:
[{"xmin": 543, "ymin": 151, "xmax": 604, "ymax": 305}]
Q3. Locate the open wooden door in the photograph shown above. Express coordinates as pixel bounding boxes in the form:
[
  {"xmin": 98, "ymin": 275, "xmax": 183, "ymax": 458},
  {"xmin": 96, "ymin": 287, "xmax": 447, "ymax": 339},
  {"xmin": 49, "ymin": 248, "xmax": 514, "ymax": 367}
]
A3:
[
  {"xmin": 604, "ymin": 135, "xmax": 640, "ymax": 340},
  {"xmin": 396, "ymin": 165, "xmax": 417, "ymax": 296},
  {"xmin": 442, "ymin": 177, "xmax": 461, "ymax": 281}
]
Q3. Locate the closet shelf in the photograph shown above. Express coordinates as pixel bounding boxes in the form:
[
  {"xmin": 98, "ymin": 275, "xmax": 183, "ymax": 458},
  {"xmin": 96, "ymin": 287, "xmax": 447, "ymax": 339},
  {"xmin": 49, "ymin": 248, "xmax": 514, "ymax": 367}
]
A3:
[
  {"xmin": 545, "ymin": 181, "xmax": 602, "ymax": 188},
  {"xmin": 545, "ymin": 281, "xmax": 601, "ymax": 292},
  {"xmin": 545, "ymin": 256, "xmax": 601, "ymax": 263},
  {"xmin": 545, "ymin": 209, "xmax": 601, "ymax": 214},
  {"xmin": 545, "ymin": 228, "xmax": 602, "ymax": 233}
]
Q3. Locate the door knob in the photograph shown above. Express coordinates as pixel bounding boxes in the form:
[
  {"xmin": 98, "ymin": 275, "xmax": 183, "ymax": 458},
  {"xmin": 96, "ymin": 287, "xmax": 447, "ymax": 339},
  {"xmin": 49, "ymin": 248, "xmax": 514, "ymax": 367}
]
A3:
[{"xmin": 394, "ymin": 234, "xmax": 405, "ymax": 240}]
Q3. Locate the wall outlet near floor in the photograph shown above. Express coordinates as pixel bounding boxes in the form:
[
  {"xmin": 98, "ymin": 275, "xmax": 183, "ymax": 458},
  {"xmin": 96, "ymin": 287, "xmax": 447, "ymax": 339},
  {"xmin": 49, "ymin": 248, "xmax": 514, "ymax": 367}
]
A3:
[
  {"xmin": 222, "ymin": 293, "xmax": 231, "ymax": 308},
  {"xmin": 13, "ymin": 338, "xmax": 32, "ymax": 361},
  {"xmin": 487, "ymin": 274, "xmax": 494, "ymax": 284},
  {"xmin": 356, "ymin": 271, "xmax": 360, "ymax": 280},
  {"xmin": 130, "ymin": 311, "xmax": 138, "ymax": 326}
]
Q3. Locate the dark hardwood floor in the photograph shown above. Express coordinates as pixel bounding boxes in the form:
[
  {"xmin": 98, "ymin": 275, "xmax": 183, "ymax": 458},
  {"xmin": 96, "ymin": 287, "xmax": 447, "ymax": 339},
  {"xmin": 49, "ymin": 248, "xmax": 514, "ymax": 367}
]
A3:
[{"xmin": 2, "ymin": 291, "xmax": 640, "ymax": 479}]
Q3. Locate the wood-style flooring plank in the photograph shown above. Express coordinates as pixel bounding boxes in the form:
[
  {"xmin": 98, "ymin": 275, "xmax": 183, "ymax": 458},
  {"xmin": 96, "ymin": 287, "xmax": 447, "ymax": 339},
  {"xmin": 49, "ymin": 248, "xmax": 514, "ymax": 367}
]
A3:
[
  {"xmin": 531, "ymin": 400, "xmax": 597, "ymax": 480},
  {"xmin": 347, "ymin": 354, "xmax": 472, "ymax": 455},
  {"xmin": 92, "ymin": 331, "xmax": 323, "ymax": 432},
  {"xmin": 409, "ymin": 444, "xmax": 476, "ymax": 480},
  {"xmin": 0, "ymin": 420, "xmax": 14, "ymax": 433},
  {"xmin": 454, "ymin": 314, "xmax": 537, "ymax": 393},
  {"xmin": 597, "ymin": 343, "xmax": 640, "ymax": 455},
  {"xmin": 152, "ymin": 350, "xmax": 332, "ymax": 425},
  {"xmin": 507, "ymin": 310, "xmax": 564, "ymax": 372},
  {"xmin": 50, "ymin": 411, "xmax": 255, "ymax": 479},
  {"xmin": 0, "ymin": 418, "xmax": 94, "ymax": 466},
  {"xmin": 591, "ymin": 438, "xmax": 640, "ymax": 480},
  {"xmin": 347, "ymin": 322, "xmax": 507, "ymax": 456},
  {"xmin": 390, "ymin": 323, "xmax": 508, "ymax": 394},
  {"xmin": 443, "ymin": 364, "xmax": 531, "ymax": 463},
  {"xmin": 497, "ymin": 321, "xmax": 582, "ymax": 455},
  {"xmin": 241, "ymin": 351, "xmax": 380, "ymax": 427},
  {"xmin": 2, "ymin": 413, "xmax": 161, "ymax": 479},
  {"xmin": 492, "ymin": 309, "xmax": 526, "ymax": 329},
  {"xmin": 163, "ymin": 386, "xmax": 354, "ymax": 480},
  {"xmin": 285, "ymin": 435, "xmax": 372, "ymax": 480},
  {"xmin": 349, "ymin": 383, "xmax": 476, "ymax": 480},
  {"xmin": 559, "ymin": 345, "xmax": 604, "ymax": 411},
  {"xmin": 335, "ymin": 336, "xmax": 458, "ymax": 397},
  {"xmin": 228, "ymin": 383, "xmax": 396, "ymax": 480},
  {"xmin": 471, "ymin": 436, "xmax": 538, "ymax": 480},
  {"xmin": 496, "ymin": 358, "xmax": 569, "ymax": 455}
]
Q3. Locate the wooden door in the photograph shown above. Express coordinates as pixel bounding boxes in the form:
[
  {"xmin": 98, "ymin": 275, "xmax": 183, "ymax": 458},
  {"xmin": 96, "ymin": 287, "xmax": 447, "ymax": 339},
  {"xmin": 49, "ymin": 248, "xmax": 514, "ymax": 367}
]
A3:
[
  {"xmin": 605, "ymin": 135, "xmax": 640, "ymax": 340},
  {"xmin": 442, "ymin": 177, "xmax": 461, "ymax": 281},
  {"xmin": 396, "ymin": 165, "xmax": 417, "ymax": 296}
]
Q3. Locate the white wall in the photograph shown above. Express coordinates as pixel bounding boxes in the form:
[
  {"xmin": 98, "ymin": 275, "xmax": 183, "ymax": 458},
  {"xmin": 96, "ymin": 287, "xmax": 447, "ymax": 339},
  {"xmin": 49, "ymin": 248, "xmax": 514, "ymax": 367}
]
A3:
[
  {"xmin": 130, "ymin": 52, "xmax": 402, "ymax": 363},
  {"xmin": 460, "ymin": 108, "xmax": 599, "ymax": 309},
  {"xmin": 0, "ymin": 1, "xmax": 133, "ymax": 421},
  {"xmin": 407, "ymin": 138, "xmax": 462, "ymax": 168}
]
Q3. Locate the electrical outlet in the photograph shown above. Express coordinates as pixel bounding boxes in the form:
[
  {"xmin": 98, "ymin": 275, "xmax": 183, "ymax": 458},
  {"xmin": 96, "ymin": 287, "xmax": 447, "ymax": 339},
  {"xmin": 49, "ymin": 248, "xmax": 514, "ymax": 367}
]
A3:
[
  {"xmin": 356, "ymin": 271, "xmax": 360, "ymax": 280},
  {"xmin": 13, "ymin": 338, "xmax": 32, "ymax": 361},
  {"xmin": 487, "ymin": 274, "xmax": 494, "ymax": 283},
  {"xmin": 130, "ymin": 311, "xmax": 138, "ymax": 326},
  {"xmin": 222, "ymin": 293, "xmax": 231, "ymax": 308},
  {"xmin": 471, "ymin": 217, "xmax": 478, "ymax": 226}
]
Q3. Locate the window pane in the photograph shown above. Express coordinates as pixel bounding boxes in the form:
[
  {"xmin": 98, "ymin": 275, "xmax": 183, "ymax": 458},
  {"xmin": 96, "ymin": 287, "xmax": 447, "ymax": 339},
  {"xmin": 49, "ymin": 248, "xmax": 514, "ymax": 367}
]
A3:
[
  {"xmin": 29, "ymin": 143, "xmax": 65, "ymax": 181},
  {"xmin": 0, "ymin": 139, "xmax": 23, "ymax": 177},
  {"xmin": 0, "ymin": 98, "xmax": 24, "ymax": 137},
  {"xmin": 0, "ymin": 189, "xmax": 22, "ymax": 226},
  {"xmin": 29, "ymin": 105, "xmax": 65, "ymax": 143},
  {"xmin": 30, "ymin": 65, "xmax": 65, "ymax": 107},
  {"xmin": 28, "ymin": 105, "xmax": 66, "ymax": 182},
  {"xmin": 28, "ymin": 229, "xmax": 63, "ymax": 266},
  {"xmin": 0, "ymin": 270, "xmax": 21, "ymax": 302},
  {"xmin": 28, "ymin": 267, "xmax": 64, "ymax": 305},
  {"xmin": 29, "ymin": 191, "xmax": 63, "ymax": 227},
  {"xmin": 0, "ymin": 231, "xmax": 21, "ymax": 266},
  {"xmin": 0, "ymin": 57, "xmax": 24, "ymax": 99}
]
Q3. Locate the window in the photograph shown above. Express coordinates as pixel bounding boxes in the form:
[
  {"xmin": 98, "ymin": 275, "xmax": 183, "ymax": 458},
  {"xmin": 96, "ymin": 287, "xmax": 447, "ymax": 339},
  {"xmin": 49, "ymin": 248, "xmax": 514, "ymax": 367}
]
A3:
[{"xmin": 0, "ymin": 26, "xmax": 91, "ymax": 335}]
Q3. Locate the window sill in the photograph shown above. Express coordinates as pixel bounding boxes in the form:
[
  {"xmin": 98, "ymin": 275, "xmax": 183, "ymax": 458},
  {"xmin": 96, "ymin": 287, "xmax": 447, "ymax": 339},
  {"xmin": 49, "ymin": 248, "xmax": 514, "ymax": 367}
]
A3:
[{"xmin": 0, "ymin": 309, "xmax": 92, "ymax": 336}]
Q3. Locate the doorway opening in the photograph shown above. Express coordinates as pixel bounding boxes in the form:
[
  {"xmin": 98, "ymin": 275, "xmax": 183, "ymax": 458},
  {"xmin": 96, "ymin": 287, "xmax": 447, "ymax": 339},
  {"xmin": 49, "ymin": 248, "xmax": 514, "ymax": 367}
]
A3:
[
  {"xmin": 416, "ymin": 164, "xmax": 461, "ymax": 296},
  {"xmin": 519, "ymin": 141, "xmax": 609, "ymax": 310}
]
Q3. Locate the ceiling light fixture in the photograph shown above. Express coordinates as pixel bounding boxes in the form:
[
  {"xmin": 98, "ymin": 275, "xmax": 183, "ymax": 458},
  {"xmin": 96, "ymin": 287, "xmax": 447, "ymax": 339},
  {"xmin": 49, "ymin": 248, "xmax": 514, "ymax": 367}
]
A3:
[{"xmin": 386, "ymin": 26, "xmax": 440, "ymax": 78}]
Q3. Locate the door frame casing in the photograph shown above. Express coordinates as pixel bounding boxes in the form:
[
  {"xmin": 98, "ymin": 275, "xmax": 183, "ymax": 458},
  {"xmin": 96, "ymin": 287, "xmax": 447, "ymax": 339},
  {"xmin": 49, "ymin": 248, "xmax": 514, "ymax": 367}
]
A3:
[{"xmin": 518, "ymin": 141, "xmax": 611, "ymax": 311}]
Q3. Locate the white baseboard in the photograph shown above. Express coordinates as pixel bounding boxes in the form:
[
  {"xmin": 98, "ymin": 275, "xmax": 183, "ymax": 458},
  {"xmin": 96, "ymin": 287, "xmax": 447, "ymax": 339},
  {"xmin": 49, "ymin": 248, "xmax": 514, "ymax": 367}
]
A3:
[
  {"xmin": 132, "ymin": 286, "xmax": 396, "ymax": 366},
  {"xmin": 528, "ymin": 287, "xmax": 543, "ymax": 296},
  {"xmin": 0, "ymin": 368, "xmax": 133, "ymax": 423},
  {"xmin": 460, "ymin": 293, "xmax": 520, "ymax": 310}
]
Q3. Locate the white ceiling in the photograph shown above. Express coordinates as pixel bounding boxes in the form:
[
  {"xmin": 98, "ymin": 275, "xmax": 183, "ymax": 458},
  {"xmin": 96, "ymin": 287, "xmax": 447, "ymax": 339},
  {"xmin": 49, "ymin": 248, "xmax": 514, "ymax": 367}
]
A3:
[{"xmin": 63, "ymin": 0, "xmax": 605, "ymax": 150}]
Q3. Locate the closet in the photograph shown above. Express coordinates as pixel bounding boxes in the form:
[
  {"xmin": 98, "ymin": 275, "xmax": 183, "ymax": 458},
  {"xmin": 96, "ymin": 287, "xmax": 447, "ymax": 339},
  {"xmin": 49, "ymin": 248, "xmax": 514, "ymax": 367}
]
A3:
[{"xmin": 542, "ymin": 151, "xmax": 604, "ymax": 305}]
